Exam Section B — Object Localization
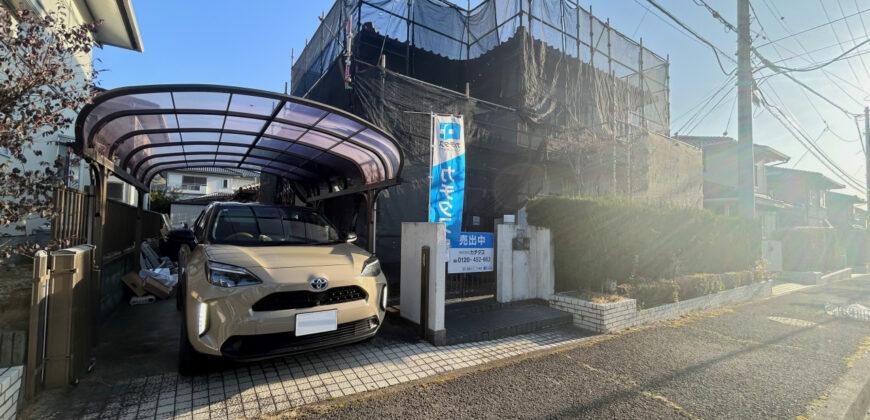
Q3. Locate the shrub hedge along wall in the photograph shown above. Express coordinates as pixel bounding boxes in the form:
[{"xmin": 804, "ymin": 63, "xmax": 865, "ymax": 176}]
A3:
[
  {"xmin": 526, "ymin": 197, "xmax": 761, "ymax": 294},
  {"xmin": 772, "ymin": 227, "xmax": 841, "ymax": 272}
]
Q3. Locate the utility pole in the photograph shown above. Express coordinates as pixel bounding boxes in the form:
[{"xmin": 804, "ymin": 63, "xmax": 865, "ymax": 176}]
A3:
[
  {"xmin": 737, "ymin": 0, "xmax": 755, "ymax": 219},
  {"xmin": 865, "ymin": 107, "xmax": 869, "ymax": 227}
]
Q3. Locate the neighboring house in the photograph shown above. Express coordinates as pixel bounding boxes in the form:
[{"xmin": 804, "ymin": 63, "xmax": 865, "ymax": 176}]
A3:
[
  {"xmin": 676, "ymin": 136, "xmax": 792, "ymax": 237},
  {"xmin": 1, "ymin": 0, "xmax": 143, "ymax": 234},
  {"xmin": 158, "ymin": 168, "xmax": 258, "ymax": 200},
  {"xmin": 827, "ymin": 192, "xmax": 865, "ymax": 230},
  {"xmin": 766, "ymin": 166, "xmax": 845, "ymax": 228}
]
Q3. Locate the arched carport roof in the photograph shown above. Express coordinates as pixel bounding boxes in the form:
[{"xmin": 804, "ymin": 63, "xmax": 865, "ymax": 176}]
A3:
[{"xmin": 74, "ymin": 85, "xmax": 403, "ymax": 200}]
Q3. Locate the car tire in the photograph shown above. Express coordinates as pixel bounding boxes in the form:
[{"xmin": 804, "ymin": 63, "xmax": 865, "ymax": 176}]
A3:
[
  {"xmin": 176, "ymin": 247, "xmax": 187, "ymax": 312},
  {"xmin": 178, "ymin": 315, "xmax": 207, "ymax": 376},
  {"xmin": 175, "ymin": 270, "xmax": 184, "ymax": 312}
]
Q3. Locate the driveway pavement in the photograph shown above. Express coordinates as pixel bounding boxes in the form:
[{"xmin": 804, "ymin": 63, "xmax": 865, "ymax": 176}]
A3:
[
  {"xmin": 292, "ymin": 277, "xmax": 870, "ymax": 419},
  {"xmin": 22, "ymin": 301, "xmax": 589, "ymax": 420}
]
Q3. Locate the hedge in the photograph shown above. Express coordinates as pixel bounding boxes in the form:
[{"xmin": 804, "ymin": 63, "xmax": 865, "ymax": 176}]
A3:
[
  {"xmin": 773, "ymin": 227, "xmax": 842, "ymax": 272},
  {"xmin": 630, "ymin": 271, "xmax": 759, "ymax": 309},
  {"xmin": 526, "ymin": 197, "xmax": 761, "ymax": 292}
]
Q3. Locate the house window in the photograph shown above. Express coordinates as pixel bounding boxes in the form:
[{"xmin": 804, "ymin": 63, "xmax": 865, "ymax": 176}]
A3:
[
  {"xmin": 819, "ymin": 191, "xmax": 826, "ymax": 208},
  {"xmin": 223, "ymin": 179, "xmax": 228, "ymax": 188},
  {"xmin": 107, "ymin": 182, "xmax": 124, "ymax": 201},
  {"xmin": 181, "ymin": 176, "xmax": 207, "ymax": 191}
]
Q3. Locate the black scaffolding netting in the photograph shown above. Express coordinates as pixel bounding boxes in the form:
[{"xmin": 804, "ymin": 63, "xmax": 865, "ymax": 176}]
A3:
[{"xmin": 293, "ymin": 0, "xmax": 696, "ymax": 276}]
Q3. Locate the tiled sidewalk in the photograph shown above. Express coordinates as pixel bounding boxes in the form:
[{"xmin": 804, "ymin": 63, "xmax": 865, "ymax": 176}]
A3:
[{"xmin": 28, "ymin": 328, "xmax": 588, "ymax": 420}]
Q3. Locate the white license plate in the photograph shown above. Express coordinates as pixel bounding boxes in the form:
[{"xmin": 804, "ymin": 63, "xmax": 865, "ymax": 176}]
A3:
[{"xmin": 295, "ymin": 310, "xmax": 337, "ymax": 336}]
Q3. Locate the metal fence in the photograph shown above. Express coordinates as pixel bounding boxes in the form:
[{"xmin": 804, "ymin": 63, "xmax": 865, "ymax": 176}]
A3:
[
  {"xmin": 445, "ymin": 270, "xmax": 496, "ymax": 301},
  {"xmin": 104, "ymin": 199, "xmax": 164, "ymax": 258}
]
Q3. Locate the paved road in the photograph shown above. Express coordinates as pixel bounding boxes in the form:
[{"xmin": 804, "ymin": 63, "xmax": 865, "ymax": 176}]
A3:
[{"xmin": 296, "ymin": 278, "xmax": 870, "ymax": 419}]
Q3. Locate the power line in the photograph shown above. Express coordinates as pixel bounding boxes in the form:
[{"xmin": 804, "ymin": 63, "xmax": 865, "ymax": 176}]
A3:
[
  {"xmin": 642, "ymin": 0, "xmax": 736, "ymax": 74},
  {"xmin": 760, "ymin": 38, "xmax": 870, "ymax": 73},
  {"xmin": 835, "ymin": 0, "xmax": 870, "ymax": 79},
  {"xmin": 757, "ymin": 86, "xmax": 865, "ymax": 190},
  {"xmin": 754, "ymin": 6, "xmax": 870, "ymax": 48},
  {"xmin": 818, "ymin": 0, "xmax": 867, "ymax": 84}
]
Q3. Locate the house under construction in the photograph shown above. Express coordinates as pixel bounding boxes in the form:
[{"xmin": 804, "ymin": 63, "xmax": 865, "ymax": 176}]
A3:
[{"xmin": 290, "ymin": 0, "xmax": 702, "ymax": 275}]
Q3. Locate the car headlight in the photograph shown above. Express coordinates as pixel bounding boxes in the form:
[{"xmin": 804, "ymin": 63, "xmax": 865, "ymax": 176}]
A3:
[
  {"xmin": 206, "ymin": 261, "xmax": 262, "ymax": 287},
  {"xmin": 381, "ymin": 284, "xmax": 388, "ymax": 310},
  {"xmin": 197, "ymin": 302, "xmax": 209, "ymax": 336},
  {"xmin": 361, "ymin": 255, "xmax": 381, "ymax": 277}
]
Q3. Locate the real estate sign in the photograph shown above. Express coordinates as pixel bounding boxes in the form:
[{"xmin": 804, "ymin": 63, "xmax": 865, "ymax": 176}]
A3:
[
  {"xmin": 429, "ymin": 114, "xmax": 465, "ymax": 243},
  {"xmin": 448, "ymin": 232, "xmax": 494, "ymax": 273}
]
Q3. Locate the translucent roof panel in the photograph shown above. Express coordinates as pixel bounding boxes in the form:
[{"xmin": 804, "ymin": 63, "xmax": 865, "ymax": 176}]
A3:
[{"xmin": 76, "ymin": 85, "xmax": 403, "ymax": 193}]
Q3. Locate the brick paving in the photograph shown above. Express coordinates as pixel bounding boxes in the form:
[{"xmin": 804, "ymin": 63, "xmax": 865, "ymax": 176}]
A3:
[{"xmin": 26, "ymin": 328, "xmax": 587, "ymax": 419}]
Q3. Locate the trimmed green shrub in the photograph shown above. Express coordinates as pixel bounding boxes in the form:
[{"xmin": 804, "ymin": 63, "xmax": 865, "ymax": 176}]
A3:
[
  {"xmin": 631, "ymin": 271, "xmax": 758, "ymax": 309},
  {"xmin": 526, "ymin": 197, "xmax": 761, "ymax": 292},
  {"xmin": 773, "ymin": 227, "xmax": 841, "ymax": 272},
  {"xmin": 839, "ymin": 228, "xmax": 869, "ymax": 268}
]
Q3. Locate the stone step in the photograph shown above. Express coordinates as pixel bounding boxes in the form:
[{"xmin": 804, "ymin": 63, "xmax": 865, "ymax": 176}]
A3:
[{"xmin": 445, "ymin": 302, "xmax": 574, "ymax": 346}]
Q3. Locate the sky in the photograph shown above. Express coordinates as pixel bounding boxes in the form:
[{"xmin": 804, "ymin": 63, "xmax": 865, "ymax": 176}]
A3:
[{"xmin": 94, "ymin": 0, "xmax": 870, "ymax": 198}]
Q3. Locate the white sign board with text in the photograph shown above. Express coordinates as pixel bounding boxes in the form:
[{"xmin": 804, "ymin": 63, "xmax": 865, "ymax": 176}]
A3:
[{"xmin": 448, "ymin": 232, "xmax": 494, "ymax": 274}]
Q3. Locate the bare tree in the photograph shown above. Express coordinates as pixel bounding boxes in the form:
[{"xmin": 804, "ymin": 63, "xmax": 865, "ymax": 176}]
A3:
[{"xmin": 0, "ymin": 6, "xmax": 99, "ymax": 257}]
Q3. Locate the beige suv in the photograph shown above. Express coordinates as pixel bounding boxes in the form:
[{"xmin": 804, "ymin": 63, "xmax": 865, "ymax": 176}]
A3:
[{"xmin": 177, "ymin": 203, "xmax": 387, "ymax": 374}]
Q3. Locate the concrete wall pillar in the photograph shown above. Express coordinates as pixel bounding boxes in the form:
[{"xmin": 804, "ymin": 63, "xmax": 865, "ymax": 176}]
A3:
[
  {"xmin": 399, "ymin": 222, "xmax": 447, "ymax": 345},
  {"xmin": 496, "ymin": 224, "xmax": 554, "ymax": 303}
]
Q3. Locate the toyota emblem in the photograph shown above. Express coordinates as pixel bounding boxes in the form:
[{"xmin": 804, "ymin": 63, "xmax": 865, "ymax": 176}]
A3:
[{"xmin": 310, "ymin": 277, "xmax": 328, "ymax": 291}]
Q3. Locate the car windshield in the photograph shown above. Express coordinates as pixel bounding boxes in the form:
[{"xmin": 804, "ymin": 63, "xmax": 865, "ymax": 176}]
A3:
[{"xmin": 208, "ymin": 206, "xmax": 341, "ymax": 245}]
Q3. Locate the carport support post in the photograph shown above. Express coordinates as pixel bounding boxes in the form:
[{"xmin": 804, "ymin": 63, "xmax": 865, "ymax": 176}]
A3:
[
  {"xmin": 364, "ymin": 189, "xmax": 379, "ymax": 254},
  {"xmin": 133, "ymin": 190, "xmax": 145, "ymax": 271},
  {"xmin": 90, "ymin": 164, "xmax": 109, "ymax": 342}
]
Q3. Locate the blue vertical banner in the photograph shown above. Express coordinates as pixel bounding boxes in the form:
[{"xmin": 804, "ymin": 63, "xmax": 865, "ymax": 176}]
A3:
[{"xmin": 429, "ymin": 114, "xmax": 465, "ymax": 244}]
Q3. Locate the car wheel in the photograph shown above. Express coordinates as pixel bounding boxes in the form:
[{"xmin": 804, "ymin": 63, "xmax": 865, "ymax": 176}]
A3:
[
  {"xmin": 176, "ymin": 247, "xmax": 187, "ymax": 312},
  {"xmin": 178, "ymin": 314, "xmax": 207, "ymax": 376},
  {"xmin": 175, "ymin": 268, "xmax": 185, "ymax": 312}
]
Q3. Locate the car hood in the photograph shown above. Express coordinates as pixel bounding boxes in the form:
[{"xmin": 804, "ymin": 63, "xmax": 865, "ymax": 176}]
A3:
[{"xmin": 204, "ymin": 242, "xmax": 365, "ymax": 269}]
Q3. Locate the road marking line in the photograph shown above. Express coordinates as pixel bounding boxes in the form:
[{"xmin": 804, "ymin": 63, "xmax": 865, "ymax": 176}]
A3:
[{"xmin": 767, "ymin": 316, "xmax": 817, "ymax": 328}]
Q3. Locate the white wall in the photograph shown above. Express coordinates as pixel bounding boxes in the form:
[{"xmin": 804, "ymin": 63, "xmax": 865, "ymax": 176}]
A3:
[
  {"xmin": 165, "ymin": 171, "xmax": 257, "ymax": 198},
  {"xmin": 0, "ymin": 2, "xmax": 95, "ymax": 237},
  {"xmin": 496, "ymin": 224, "xmax": 554, "ymax": 303},
  {"xmin": 399, "ymin": 222, "xmax": 447, "ymax": 344}
]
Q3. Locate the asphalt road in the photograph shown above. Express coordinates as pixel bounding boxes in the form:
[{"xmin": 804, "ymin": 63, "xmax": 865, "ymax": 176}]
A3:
[{"xmin": 294, "ymin": 278, "xmax": 870, "ymax": 419}]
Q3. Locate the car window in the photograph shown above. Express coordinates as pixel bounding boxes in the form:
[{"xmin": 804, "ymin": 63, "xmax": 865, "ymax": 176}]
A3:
[
  {"xmin": 208, "ymin": 206, "xmax": 340, "ymax": 245},
  {"xmin": 193, "ymin": 209, "xmax": 207, "ymax": 241}
]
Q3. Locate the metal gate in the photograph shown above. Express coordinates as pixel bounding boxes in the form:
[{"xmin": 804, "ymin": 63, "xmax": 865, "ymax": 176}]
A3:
[{"xmin": 445, "ymin": 271, "xmax": 496, "ymax": 301}]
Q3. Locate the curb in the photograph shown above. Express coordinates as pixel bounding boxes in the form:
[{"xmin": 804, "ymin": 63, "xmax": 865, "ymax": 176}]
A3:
[
  {"xmin": 809, "ymin": 343, "xmax": 870, "ymax": 420},
  {"xmin": 771, "ymin": 273, "xmax": 870, "ymax": 298}
]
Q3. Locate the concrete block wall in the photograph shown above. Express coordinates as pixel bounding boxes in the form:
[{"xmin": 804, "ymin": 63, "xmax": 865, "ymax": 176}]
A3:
[
  {"xmin": 549, "ymin": 281, "xmax": 773, "ymax": 333},
  {"xmin": 0, "ymin": 366, "xmax": 23, "ymax": 420},
  {"xmin": 548, "ymin": 295, "xmax": 636, "ymax": 333}
]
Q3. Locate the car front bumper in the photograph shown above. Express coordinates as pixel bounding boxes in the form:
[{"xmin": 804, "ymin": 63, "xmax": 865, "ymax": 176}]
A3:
[{"xmin": 185, "ymin": 265, "xmax": 386, "ymax": 360}]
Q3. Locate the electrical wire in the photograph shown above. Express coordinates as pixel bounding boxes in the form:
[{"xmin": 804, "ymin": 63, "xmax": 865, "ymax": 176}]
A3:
[
  {"xmin": 641, "ymin": 0, "xmax": 736, "ymax": 75},
  {"xmin": 755, "ymin": 6, "xmax": 870, "ymax": 48},
  {"xmin": 758, "ymin": 86, "xmax": 865, "ymax": 190},
  {"xmin": 819, "ymin": 0, "xmax": 867, "ymax": 84}
]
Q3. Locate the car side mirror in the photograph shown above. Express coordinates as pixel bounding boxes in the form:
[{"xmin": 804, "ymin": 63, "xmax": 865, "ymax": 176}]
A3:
[{"xmin": 345, "ymin": 232, "xmax": 358, "ymax": 243}]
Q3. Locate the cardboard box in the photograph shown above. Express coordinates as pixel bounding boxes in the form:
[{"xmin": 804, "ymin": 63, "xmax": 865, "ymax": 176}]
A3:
[
  {"xmin": 143, "ymin": 276, "xmax": 171, "ymax": 299},
  {"xmin": 121, "ymin": 272, "xmax": 147, "ymax": 297}
]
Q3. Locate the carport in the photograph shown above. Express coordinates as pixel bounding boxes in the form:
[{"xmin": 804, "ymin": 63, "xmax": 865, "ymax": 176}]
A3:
[
  {"xmin": 25, "ymin": 85, "xmax": 405, "ymax": 396},
  {"xmin": 75, "ymin": 84, "xmax": 404, "ymax": 257}
]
